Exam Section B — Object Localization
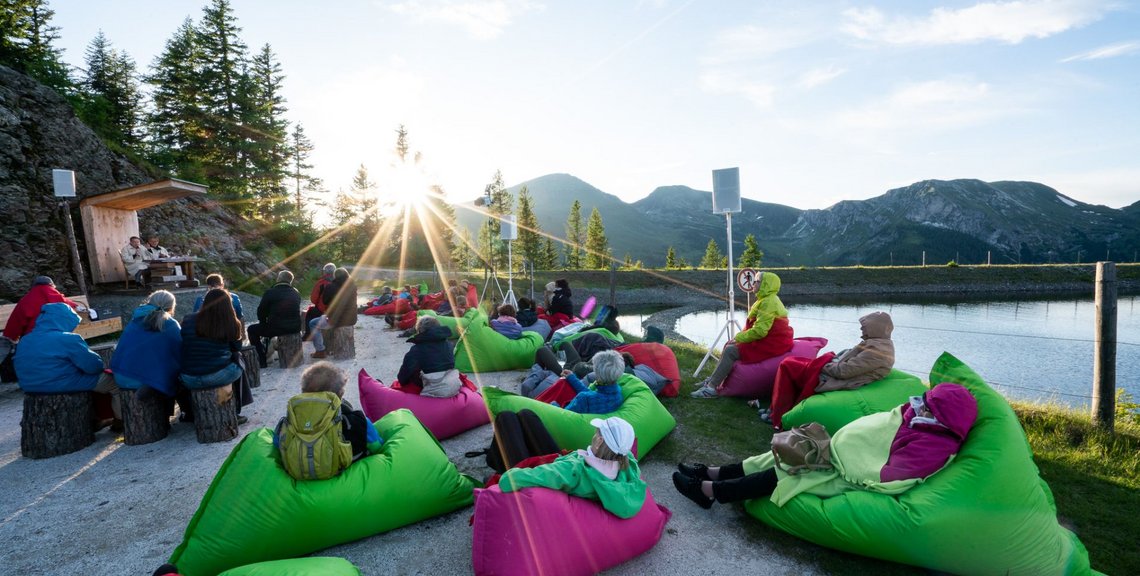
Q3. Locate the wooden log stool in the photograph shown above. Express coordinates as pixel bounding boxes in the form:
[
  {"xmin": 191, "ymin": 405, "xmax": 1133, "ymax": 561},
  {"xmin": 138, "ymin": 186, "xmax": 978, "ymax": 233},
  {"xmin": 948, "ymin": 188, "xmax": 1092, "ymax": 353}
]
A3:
[
  {"xmin": 116, "ymin": 388, "xmax": 171, "ymax": 446},
  {"xmin": 190, "ymin": 384, "xmax": 239, "ymax": 443},
  {"xmin": 324, "ymin": 325, "xmax": 356, "ymax": 360},
  {"xmin": 276, "ymin": 333, "xmax": 303, "ymax": 369},
  {"xmin": 90, "ymin": 343, "xmax": 116, "ymax": 367},
  {"xmin": 20, "ymin": 392, "xmax": 96, "ymax": 459},
  {"xmin": 240, "ymin": 346, "xmax": 261, "ymax": 388}
]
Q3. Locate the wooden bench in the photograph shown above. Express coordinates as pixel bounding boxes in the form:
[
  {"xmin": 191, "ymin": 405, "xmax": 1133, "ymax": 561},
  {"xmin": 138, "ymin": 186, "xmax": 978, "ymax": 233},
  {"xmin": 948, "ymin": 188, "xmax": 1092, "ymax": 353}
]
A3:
[{"xmin": 0, "ymin": 295, "xmax": 122, "ymax": 341}]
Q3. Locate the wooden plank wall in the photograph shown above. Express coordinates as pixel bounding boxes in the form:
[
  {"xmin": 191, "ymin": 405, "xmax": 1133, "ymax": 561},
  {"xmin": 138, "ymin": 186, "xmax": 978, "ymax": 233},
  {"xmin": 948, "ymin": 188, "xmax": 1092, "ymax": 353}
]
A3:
[{"xmin": 81, "ymin": 204, "xmax": 138, "ymax": 284}]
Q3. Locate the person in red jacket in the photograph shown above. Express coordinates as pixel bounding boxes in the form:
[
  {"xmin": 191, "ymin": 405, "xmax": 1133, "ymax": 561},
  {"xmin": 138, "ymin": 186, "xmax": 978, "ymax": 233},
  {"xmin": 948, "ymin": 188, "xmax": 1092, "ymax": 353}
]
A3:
[
  {"xmin": 2, "ymin": 276, "xmax": 83, "ymax": 342},
  {"xmin": 303, "ymin": 263, "xmax": 335, "ymax": 340}
]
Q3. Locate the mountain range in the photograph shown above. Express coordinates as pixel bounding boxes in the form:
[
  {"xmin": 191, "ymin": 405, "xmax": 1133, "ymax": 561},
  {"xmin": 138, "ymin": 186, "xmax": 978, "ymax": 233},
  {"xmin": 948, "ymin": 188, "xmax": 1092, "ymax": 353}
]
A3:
[{"xmin": 453, "ymin": 173, "xmax": 1140, "ymax": 267}]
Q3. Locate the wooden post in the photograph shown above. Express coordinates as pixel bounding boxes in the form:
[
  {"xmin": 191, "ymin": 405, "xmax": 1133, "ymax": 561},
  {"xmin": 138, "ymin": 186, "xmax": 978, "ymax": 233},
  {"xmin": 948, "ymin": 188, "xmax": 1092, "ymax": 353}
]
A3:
[
  {"xmin": 609, "ymin": 262, "xmax": 617, "ymax": 307},
  {"xmin": 324, "ymin": 325, "xmax": 356, "ymax": 360},
  {"xmin": 21, "ymin": 392, "xmax": 96, "ymax": 458},
  {"xmin": 1091, "ymin": 261, "xmax": 1117, "ymax": 431},
  {"xmin": 60, "ymin": 202, "xmax": 87, "ymax": 295},
  {"xmin": 276, "ymin": 333, "xmax": 303, "ymax": 368},
  {"xmin": 240, "ymin": 346, "xmax": 260, "ymax": 388},
  {"xmin": 191, "ymin": 385, "xmax": 238, "ymax": 443},
  {"xmin": 117, "ymin": 388, "xmax": 171, "ymax": 445}
]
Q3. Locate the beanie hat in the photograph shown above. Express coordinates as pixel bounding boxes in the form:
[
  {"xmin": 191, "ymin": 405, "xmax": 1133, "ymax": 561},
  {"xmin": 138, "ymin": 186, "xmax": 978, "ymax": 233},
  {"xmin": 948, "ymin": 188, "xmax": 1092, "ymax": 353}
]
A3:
[
  {"xmin": 644, "ymin": 325, "xmax": 665, "ymax": 344},
  {"xmin": 33, "ymin": 275, "xmax": 54, "ymax": 286}
]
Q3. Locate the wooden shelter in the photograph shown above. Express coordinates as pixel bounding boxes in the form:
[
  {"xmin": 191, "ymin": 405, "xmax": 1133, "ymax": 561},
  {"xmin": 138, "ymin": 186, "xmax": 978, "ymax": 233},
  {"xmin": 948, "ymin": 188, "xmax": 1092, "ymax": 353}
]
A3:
[{"xmin": 79, "ymin": 179, "xmax": 208, "ymax": 284}]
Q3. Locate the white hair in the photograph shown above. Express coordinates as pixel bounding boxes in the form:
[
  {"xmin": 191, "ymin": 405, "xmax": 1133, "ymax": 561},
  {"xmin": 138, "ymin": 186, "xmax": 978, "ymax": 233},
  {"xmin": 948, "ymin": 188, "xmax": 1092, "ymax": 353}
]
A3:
[{"xmin": 591, "ymin": 350, "xmax": 625, "ymax": 385}]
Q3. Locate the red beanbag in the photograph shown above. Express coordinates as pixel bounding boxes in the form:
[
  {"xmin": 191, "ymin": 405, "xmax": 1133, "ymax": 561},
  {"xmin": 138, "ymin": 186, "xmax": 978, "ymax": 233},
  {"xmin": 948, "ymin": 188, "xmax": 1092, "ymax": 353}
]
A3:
[
  {"xmin": 616, "ymin": 342, "xmax": 681, "ymax": 397},
  {"xmin": 471, "ymin": 484, "xmax": 671, "ymax": 576},
  {"xmin": 357, "ymin": 369, "xmax": 490, "ymax": 439},
  {"xmin": 717, "ymin": 337, "xmax": 828, "ymax": 399},
  {"xmin": 363, "ymin": 299, "xmax": 412, "ymax": 316}
]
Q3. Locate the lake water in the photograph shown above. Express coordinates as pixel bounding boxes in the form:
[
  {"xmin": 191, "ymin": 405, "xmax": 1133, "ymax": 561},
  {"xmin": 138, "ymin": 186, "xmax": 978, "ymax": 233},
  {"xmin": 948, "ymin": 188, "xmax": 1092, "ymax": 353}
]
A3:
[{"xmin": 621, "ymin": 295, "xmax": 1140, "ymax": 408}]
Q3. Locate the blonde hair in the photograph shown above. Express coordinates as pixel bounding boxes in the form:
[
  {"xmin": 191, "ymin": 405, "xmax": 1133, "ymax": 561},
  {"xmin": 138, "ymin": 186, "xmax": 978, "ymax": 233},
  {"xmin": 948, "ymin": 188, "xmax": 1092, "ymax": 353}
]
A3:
[{"xmin": 590, "ymin": 431, "xmax": 630, "ymax": 470}]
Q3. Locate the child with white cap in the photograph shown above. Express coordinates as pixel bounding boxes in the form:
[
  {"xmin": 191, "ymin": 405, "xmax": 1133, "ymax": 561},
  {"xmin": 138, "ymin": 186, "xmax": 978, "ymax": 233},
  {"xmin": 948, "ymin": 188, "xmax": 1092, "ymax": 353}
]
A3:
[{"xmin": 499, "ymin": 416, "xmax": 647, "ymax": 519}]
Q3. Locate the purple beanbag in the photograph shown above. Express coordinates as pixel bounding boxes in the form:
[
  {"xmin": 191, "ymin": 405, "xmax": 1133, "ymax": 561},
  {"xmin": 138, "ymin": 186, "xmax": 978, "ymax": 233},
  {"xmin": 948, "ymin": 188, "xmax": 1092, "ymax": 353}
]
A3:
[
  {"xmin": 471, "ymin": 484, "xmax": 671, "ymax": 576},
  {"xmin": 357, "ymin": 369, "xmax": 490, "ymax": 439},
  {"xmin": 717, "ymin": 337, "xmax": 828, "ymax": 399}
]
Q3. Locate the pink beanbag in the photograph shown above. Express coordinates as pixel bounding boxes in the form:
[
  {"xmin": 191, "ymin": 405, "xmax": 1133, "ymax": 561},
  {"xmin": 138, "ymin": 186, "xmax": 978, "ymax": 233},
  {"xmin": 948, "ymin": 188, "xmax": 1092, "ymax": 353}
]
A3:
[
  {"xmin": 717, "ymin": 337, "xmax": 828, "ymax": 399},
  {"xmin": 471, "ymin": 485, "xmax": 671, "ymax": 576},
  {"xmin": 616, "ymin": 342, "xmax": 681, "ymax": 397},
  {"xmin": 357, "ymin": 369, "xmax": 490, "ymax": 439}
]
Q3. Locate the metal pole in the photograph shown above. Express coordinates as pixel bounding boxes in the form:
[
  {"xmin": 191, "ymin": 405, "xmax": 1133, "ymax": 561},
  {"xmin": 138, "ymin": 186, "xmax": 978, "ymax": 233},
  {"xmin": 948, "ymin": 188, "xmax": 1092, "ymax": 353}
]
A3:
[
  {"xmin": 726, "ymin": 212, "xmax": 736, "ymax": 339},
  {"xmin": 59, "ymin": 202, "xmax": 87, "ymax": 295},
  {"xmin": 609, "ymin": 261, "xmax": 617, "ymax": 307},
  {"xmin": 1091, "ymin": 261, "xmax": 1117, "ymax": 431}
]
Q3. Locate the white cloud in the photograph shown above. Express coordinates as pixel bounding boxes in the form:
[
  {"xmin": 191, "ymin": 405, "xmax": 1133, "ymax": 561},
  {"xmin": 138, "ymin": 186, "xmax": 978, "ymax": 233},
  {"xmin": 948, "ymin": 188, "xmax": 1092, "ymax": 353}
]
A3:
[
  {"xmin": 797, "ymin": 65, "xmax": 846, "ymax": 89},
  {"xmin": 704, "ymin": 24, "xmax": 815, "ymax": 64},
  {"xmin": 383, "ymin": 0, "xmax": 540, "ymax": 40},
  {"xmin": 835, "ymin": 79, "xmax": 1009, "ymax": 136},
  {"xmin": 1061, "ymin": 40, "xmax": 1140, "ymax": 62},
  {"xmin": 1040, "ymin": 167, "xmax": 1140, "ymax": 208},
  {"xmin": 843, "ymin": 1, "xmax": 1112, "ymax": 45},
  {"xmin": 699, "ymin": 69, "xmax": 777, "ymax": 108}
]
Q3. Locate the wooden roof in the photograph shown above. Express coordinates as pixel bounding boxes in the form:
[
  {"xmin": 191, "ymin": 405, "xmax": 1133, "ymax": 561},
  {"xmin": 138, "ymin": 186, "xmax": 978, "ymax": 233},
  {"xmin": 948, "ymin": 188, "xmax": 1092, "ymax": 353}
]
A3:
[{"xmin": 79, "ymin": 178, "xmax": 208, "ymax": 211}]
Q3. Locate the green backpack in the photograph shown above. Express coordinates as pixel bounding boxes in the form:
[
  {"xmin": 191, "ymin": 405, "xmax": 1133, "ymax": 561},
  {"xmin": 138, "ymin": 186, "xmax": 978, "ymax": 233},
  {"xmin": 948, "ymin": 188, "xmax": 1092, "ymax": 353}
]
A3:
[{"xmin": 275, "ymin": 392, "xmax": 353, "ymax": 481}]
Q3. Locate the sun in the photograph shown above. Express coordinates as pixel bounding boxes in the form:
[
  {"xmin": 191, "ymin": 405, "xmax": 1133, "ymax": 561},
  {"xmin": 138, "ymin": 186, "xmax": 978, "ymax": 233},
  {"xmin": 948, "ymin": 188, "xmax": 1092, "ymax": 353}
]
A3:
[{"xmin": 381, "ymin": 162, "xmax": 435, "ymax": 216}]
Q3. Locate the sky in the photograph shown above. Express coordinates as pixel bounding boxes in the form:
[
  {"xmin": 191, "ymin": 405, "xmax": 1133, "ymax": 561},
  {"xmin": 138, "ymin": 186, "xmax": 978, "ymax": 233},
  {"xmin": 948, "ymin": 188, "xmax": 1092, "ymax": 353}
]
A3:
[{"xmin": 49, "ymin": 0, "xmax": 1140, "ymax": 210}]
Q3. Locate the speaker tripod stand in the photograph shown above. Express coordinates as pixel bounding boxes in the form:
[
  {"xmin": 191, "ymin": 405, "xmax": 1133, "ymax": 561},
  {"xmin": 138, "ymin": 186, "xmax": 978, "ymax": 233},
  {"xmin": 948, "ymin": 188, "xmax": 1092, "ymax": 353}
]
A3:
[{"xmin": 694, "ymin": 210, "xmax": 742, "ymax": 376}]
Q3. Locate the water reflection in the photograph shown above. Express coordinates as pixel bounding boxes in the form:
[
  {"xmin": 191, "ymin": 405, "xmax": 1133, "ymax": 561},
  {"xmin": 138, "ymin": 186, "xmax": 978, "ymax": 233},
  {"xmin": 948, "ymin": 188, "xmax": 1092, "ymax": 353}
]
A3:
[{"xmin": 671, "ymin": 295, "xmax": 1139, "ymax": 408}]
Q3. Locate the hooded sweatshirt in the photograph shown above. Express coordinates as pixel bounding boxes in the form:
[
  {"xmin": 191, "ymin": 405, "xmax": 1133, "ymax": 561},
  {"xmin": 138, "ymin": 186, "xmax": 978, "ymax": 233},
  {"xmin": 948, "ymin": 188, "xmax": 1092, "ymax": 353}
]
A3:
[
  {"xmin": 734, "ymin": 272, "xmax": 795, "ymax": 363},
  {"xmin": 110, "ymin": 304, "xmax": 183, "ymax": 395},
  {"xmin": 816, "ymin": 311, "xmax": 895, "ymax": 392},
  {"xmin": 3, "ymin": 284, "xmax": 79, "ymax": 341},
  {"xmin": 500, "ymin": 450, "xmax": 648, "ymax": 519},
  {"xmin": 13, "ymin": 303, "xmax": 104, "ymax": 393},
  {"xmin": 397, "ymin": 325, "xmax": 455, "ymax": 385}
]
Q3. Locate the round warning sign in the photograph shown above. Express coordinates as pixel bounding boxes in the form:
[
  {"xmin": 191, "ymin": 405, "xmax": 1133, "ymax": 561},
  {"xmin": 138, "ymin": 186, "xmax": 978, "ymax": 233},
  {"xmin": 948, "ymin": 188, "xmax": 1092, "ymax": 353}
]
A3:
[{"xmin": 737, "ymin": 268, "xmax": 759, "ymax": 293}]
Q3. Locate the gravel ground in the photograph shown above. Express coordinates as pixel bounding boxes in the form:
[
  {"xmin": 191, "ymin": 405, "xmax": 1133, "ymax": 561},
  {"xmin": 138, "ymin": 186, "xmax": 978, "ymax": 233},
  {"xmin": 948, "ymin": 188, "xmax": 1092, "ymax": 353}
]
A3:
[{"xmin": 0, "ymin": 287, "xmax": 822, "ymax": 576}]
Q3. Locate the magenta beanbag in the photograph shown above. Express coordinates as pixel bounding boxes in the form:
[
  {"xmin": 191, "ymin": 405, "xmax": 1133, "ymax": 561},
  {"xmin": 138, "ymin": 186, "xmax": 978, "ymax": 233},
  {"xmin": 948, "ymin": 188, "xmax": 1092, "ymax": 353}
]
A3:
[
  {"xmin": 717, "ymin": 337, "xmax": 828, "ymax": 399},
  {"xmin": 357, "ymin": 369, "xmax": 490, "ymax": 439},
  {"xmin": 471, "ymin": 485, "xmax": 671, "ymax": 576}
]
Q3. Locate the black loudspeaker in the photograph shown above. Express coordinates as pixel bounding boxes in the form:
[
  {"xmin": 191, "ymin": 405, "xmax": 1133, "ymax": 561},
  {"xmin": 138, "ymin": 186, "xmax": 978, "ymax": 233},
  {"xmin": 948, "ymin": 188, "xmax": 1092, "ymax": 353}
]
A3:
[
  {"xmin": 712, "ymin": 167, "xmax": 741, "ymax": 214},
  {"xmin": 500, "ymin": 215, "xmax": 518, "ymax": 241}
]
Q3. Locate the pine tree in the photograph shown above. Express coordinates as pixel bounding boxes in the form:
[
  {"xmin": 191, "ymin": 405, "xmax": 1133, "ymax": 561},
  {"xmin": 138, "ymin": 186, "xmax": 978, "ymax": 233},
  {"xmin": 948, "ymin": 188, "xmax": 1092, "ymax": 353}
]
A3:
[
  {"xmin": 0, "ymin": 0, "xmax": 70, "ymax": 89},
  {"xmin": 451, "ymin": 227, "xmax": 474, "ymax": 271},
  {"xmin": 515, "ymin": 186, "xmax": 541, "ymax": 271},
  {"xmin": 195, "ymin": 0, "xmax": 250, "ymax": 203},
  {"xmin": 146, "ymin": 18, "xmax": 206, "ymax": 180},
  {"xmin": 584, "ymin": 207, "xmax": 610, "ymax": 269},
  {"xmin": 288, "ymin": 123, "xmax": 322, "ymax": 227},
  {"xmin": 539, "ymin": 237, "xmax": 559, "ymax": 270},
  {"xmin": 476, "ymin": 170, "xmax": 510, "ymax": 271},
  {"xmin": 245, "ymin": 43, "xmax": 291, "ymax": 219},
  {"xmin": 739, "ymin": 233, "xmax": 764, "ymax": 268},
  {"xmin": 564, "ymin": 200, "xmax": 584, "ymax": 269},
  {"xmin": 665, "ymin": 246, "xmax": 676, "ymax": 269},
  {"xmin": 700, "ymin": 238, "xmax": 725, "ymax": 269},
  {"xmin": 382, "ymin": 127, "xmax": 457, "ymax": 270},
  {"xmin": 78, "ymin": 31, "xmax": 143, "ymax": 150}
]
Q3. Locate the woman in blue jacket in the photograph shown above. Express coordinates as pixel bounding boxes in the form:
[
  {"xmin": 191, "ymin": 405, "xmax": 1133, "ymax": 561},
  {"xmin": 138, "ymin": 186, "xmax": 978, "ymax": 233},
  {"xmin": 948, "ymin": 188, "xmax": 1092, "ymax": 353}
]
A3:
[
  {"xmin": 111, "ymin": 291, "xmax": 183, "ymax": 415},
  {"xmin": 13, "ymin": 302, "xmax": 104, "ymax": 393}
]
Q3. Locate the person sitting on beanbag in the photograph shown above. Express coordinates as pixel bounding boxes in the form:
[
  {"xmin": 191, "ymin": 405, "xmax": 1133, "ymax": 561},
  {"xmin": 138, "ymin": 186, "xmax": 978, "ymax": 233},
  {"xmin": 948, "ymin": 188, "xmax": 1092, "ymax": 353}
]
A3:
[
  {"xmin": 490, "ymin": 303, "xmax": 523, "ymax": 340},
  {"xmin": 275, "ymin": 361, "xmax": 381, "ymax": 463},
  {"xmin": 552, "ymin": 350, "xmax": 625, "ymax": 414},
  {"xmin": 673, "ymin": 382, "xmax": 976, "ymax": 509},
  {"xmin": 396, "ymin": 315, "xmax": 461, "ymax": 397},
  {"xmin": 500, "ymin": 415, "xmax": 647, "ymax": 519}
]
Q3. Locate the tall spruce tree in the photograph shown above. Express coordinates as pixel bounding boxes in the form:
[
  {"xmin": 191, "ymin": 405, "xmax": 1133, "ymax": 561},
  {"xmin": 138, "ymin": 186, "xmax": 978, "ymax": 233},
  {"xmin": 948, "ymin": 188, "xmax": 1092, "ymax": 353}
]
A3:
[
  {"xmin": 78, "ymin": 31, "xmax": 143, "ymax": 150},
  {"xmin": 665, "ymin": 246, "xmax": 677, "ymax": 269},
  {"xmin": 739, "ymin": 233, "xmax": 764, "ymax": 267},
  {"xmin": 195, "ymin": 0, "xmax": 249, "ymax": 203},
  {"xmin": 477, "ymin": 170, "xmax": 511, "ymax": 271},
  {"xmin": 515, "ymin": 186, "xmax": 541, "ymax": 272},
  {"xmin": 539, "ymin": 237, "xmax": 559, "ymax": 271},
  {"xmin": 452, "ymin": 227, "xmax": 474, "ymax": 271},
  {"xmin": 701, "ymin": 238, "xmax": 725, "ymax": 268},
  {"xmin": 146, "ymin": 18, "xmax": 206, "ymax": 180},
  {"xmin": 0, "ymin": 0, "xmax": 70, "ymax": 89},
  {"xmin": 288, "ymin": 123, "xmax": 322, "ymax": 227},
  {"xmin": 564, "ymin": 200, "xmax": 584, "ymax": 269},
  {"xmin": 246, "ymin": 43, "xmax": 291, "ymax": 219},
  {"xmin": 584, "ymin": 207, "xmax": 610, "ymax": 269}
]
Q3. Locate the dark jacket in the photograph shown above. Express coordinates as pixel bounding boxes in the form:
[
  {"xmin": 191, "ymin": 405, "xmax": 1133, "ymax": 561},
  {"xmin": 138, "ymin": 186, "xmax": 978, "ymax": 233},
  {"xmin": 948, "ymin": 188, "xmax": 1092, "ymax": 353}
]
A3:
[
  {"xmin": 179, "ymin": 313, "xmax": 241, "ymax": 376},
  {"xmin": 257, "ymin": 283, "xmax": 302, "ymax": 333},
  {"xmin": 13, "ymin": 303, "xmax": 104, "ymax": 393},
  {"xmin": 323, "ymin": 277, "xmax": 359, "ymax": 328},
  {"xmin": 549, "ymin": 287, "xmax": 573, "ymax": 317},
  {"xmin": 516, "ymin": 308, "xmax": 538, "ymax": 327},
  {"xmin": 397, "ymin": 325, "xmax": 455, "ymax": 385}
]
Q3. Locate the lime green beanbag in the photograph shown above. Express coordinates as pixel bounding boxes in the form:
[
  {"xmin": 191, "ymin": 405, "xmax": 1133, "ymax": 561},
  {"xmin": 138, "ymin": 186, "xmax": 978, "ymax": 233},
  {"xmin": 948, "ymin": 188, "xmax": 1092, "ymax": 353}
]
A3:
[
  {"xmin": 169, "ymin": 409, "xmax": 477, "ymax": 576},
  {"xmin": 454, "ymin": 314, "xmax": 545, "ymax": 373},
  {"xmin": 483, "ymin": 373, "xmax": 676, "ymax": 456},
  {"xmin": 418, "ymin": 308, "xmax": 481, "ymax": 339},
  {"xmin": 559, "ymin": 327, "xmax": 624, "ymax": 346},
  {"xmin": 781, "ymin": 369, "xmax": 928, "ymax": 434},
  {"xmin": 746, "ymin": 352, "xmax": 1097, "ymax": 576},
  {"xmin": 218, "ymin": 557, "xmax": 361, "ymax": 576}
]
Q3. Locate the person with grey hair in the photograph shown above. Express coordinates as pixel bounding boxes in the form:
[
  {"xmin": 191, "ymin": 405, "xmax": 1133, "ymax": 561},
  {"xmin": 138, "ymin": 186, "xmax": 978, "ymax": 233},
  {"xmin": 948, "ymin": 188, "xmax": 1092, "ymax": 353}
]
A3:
[
  {"xmin": 110, "ymin": 290, "xmax": 184, "ymax": 416},
  {"xmin": 553, "ymin": 349, "xmax": 625, "ymax": 414},
  {"xmin": 396, "ymin": 314, "xmax": 458, "ymax": 395},
  {"xmin": 304, "ymin": 263, "xmax": 337, "ymax": 339},
  {"xmin": 273, "ymin": 361, "xmax": 382, "ymax": 462},
  {"xmin": 248, "ymin": 270, "xmax": 302, "ymax": 368}
]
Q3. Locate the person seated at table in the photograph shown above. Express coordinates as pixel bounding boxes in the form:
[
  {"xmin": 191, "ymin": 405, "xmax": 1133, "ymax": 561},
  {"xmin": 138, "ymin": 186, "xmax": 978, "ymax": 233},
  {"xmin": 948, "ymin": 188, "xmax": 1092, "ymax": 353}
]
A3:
[
  {"xmin": 304, "ymin": 263, "xmax": 336, "ymax": 339},
  {"xmin": 499, "ymin": 416, "xmax": 647, "ymax": 519},
  {"xmin": 309, "ymin": 267, "xmax": 359, "ymax": 359},
  {"xmin": 490, "ymin": 303, "xmax": 523, "ymax": 339},
  {"xmin": 248, "ymin": 270, "xmax": 303, "ymax": 368},
  {"xmin": 12, "ymin": 303, "xmax": 115, "ymax": 417},
  {"xmin": 395, "ymin": 315, "xmax": 459, "ymax": 397},
  {"xmin": 120, "ymin": 236, "xmax": 151, "ymax": 288},
  {"xmin": 2, "ymin": 275, "xmax": 86, "ymax": 342},
  {"xmin": 110, "ymin": 290, "xmax": 183, "ymax": 417},
  {"xmin": 192, "ymin": 274, "xmax": 243, "ymax": 320},
  {"xmin": 549, "ymin": 350, "xmax": 626, "ymax": 414},
  {"xmin": 144, "ymin": 235, "xmax": 171, "ymax": 259},
  {"xmin": 180, "ymin": 288, "xmax": 251, "ymax": 424}
]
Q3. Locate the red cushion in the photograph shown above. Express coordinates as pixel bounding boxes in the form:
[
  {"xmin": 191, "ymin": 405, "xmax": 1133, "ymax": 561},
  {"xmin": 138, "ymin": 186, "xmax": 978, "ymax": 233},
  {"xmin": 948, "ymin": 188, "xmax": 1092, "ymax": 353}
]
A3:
[
  {"xmin": 363, "ymin": 300, "xmax": 412, "ymax": 316},
  {"xmin": 357, "ymin": 369, "xmax": 489, "ymax": 439},
  {"xmin": 615, "ymin": 342, "xmax": 681, "ymax": 397}
]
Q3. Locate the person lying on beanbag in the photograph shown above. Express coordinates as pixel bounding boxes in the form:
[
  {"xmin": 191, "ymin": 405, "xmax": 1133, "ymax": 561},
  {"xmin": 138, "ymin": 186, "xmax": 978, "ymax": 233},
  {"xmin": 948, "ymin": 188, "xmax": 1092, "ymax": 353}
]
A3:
[
  {"xmin": 500, "ymin": 416, "xmax": 646, "ymax": 519},
  {"xmin": 674, "ymin": 382, "xmax": 976, "ymax": 508},
  {"xmin": 551, "ymin": 350, "xmax": 625, "ymax": 414}
]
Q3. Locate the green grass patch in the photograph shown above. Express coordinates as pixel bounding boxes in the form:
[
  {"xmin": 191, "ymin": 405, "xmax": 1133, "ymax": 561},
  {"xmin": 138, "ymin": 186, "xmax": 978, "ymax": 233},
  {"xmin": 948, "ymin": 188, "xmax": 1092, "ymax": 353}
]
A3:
[{"xmin": 647, "ymin": 339, "xmax": 1139, "ymax": 575}]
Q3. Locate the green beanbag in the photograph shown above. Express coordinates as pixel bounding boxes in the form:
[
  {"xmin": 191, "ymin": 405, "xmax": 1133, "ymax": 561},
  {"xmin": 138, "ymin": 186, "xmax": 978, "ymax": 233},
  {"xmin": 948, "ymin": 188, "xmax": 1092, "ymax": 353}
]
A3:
[
  {"xmin": 169, "ymin": 409, "xmax": 477, "ymax": 576},
  {"xmin": 218, "ymin": 557, "xmax": 361, "ymax": 576},
  {"xmin": 418, "ymin": 308, "xmax": 481, "ymax": 339},
  {"xmin": 483, "ymin": 373, "xmax": 676, "ymax": 456},
  {"xmin": 781, "ymin": 369, "xmax": 928, "ymax": 434},
  {"xmin": 454, "ymin": 315, "xmax": 545, "ymax": 373},
  {"xmin": 746, "ymin": 352, "xmax": 1097, "ymax": 576},
  {"xmin": 560, "ymin": 327, "xmax": 624, "ymax": 346}
]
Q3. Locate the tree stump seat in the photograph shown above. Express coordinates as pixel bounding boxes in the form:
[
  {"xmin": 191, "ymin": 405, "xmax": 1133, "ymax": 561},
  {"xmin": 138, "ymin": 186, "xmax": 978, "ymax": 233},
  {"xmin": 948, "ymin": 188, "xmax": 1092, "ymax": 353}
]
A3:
[
  {"xmin": 275, "ymin": 333, "xmax": 303, "ymax": 369},
  {"xmin": 190, "ymin": 384, "xmax": 238, "ymax": 443},
  {"xmin": 240, "ymin": 346, "xmax": 260, "ymax": 388},
  {"xmin": 117, "ymin": 387, "xmax": 171, "ymax": 446},
  {"xmin": 21, "ymin": 392, "xmax": 95, "ymax": 459},
  {"xmin": 324, "ymin": 325, "xmax": 356, "ymax": 360}
]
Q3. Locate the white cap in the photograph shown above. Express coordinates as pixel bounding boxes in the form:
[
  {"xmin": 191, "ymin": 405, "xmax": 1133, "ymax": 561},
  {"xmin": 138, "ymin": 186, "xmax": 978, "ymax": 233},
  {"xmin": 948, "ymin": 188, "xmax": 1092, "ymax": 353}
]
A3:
[
  {"xmin": 545, "ymin": 281, "xmax": 557, "ymax": 292},
  {"xmin": 589, "ymin": 417, "xmax": 635, "ymax": 457}
]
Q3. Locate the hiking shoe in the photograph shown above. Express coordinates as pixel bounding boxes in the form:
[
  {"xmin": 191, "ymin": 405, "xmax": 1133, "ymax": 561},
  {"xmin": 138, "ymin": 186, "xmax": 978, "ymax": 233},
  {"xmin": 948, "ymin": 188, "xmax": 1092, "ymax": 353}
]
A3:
[
  {"xmin": 311, "ymin": 350, "xmax": 328, "ymax": 359},
  {"xmin": 110, "ymin": 418, "xmax": 124, "ymax": 433},
  {"xmin": 236, "ymin": 415, "xmax": 248, "ymax": 425},
  {"xmin": 672, "ymin": 471, "xmax": 713, "ymax": 509},
  {"xmin": 690, "ymin": 384, "xmax": 718, "ymax": 398},
  {"xmin": 760, "ymin": 412, "xmax": 773, "ymax": 424},
  {"xmin": 677, "ymin": 462, "xmax": 711, "ymax": 481},
  {"xmin": 398, "ymin": 329, "xmax": 414, "ymax": 338}
]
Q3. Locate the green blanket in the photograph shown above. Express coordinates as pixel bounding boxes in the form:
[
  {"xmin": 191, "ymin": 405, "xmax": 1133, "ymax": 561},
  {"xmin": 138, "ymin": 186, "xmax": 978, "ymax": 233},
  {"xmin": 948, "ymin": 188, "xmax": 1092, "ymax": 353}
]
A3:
[{"xmin": 780, "ymin": 369, "xmax": 928, "ymax": 434}]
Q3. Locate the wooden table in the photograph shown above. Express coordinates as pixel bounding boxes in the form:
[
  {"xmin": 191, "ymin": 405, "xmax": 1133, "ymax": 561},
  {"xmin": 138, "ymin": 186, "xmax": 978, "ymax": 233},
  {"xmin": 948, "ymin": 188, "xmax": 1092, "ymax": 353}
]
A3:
[{"xmin": 145, "ymin": 257, "xmax": 203, "ymax": 285}]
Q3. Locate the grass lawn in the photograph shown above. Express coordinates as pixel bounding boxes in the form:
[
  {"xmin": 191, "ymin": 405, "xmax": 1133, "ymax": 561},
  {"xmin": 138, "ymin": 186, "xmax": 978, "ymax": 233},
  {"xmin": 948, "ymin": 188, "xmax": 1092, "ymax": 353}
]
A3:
[{"xmin": 647, "ymin": 339, "xmax": 1140, "ymax": 575}]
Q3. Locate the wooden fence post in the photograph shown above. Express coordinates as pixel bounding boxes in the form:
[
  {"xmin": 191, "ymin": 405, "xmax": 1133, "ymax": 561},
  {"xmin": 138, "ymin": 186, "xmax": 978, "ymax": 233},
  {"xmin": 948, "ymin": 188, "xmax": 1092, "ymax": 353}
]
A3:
[{"xmin": 1091, "ymin": 261, "xmax": 1117, "ymax": 431}]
